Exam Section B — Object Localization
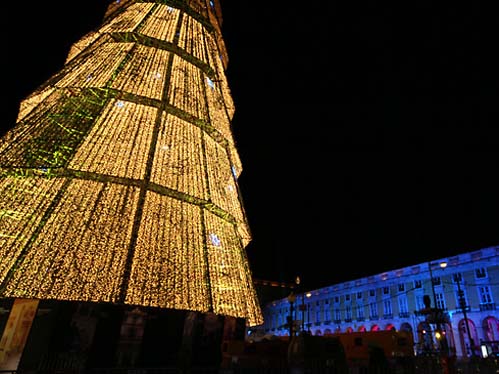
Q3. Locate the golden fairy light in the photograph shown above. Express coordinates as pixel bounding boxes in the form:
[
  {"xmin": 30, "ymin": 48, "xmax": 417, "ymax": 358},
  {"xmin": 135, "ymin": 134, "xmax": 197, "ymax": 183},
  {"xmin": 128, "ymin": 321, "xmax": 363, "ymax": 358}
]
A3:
[{"xmin": 0, "ymin": 0, "xmax": 262, "ymax": 326}]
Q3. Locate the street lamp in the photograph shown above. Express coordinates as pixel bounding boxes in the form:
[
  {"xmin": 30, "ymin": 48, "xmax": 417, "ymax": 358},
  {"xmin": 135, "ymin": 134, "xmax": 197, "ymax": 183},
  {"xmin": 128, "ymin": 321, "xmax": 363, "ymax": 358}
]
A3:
[
  {"xmin": 295, "ymin": 276, "xmax": 305, "ymax": 334},
  {"xmin": 428, "ymin": 261, "xmax": 447, "ymax": 312},
  {"xmin": 287, "ymin": 291, "xmax": 297, "ymax": 337},
  {"xmin": 456, "ymin": 275, "xmax": 476, "ymax": 358},
  {"xmin": 428, "ymin": 261, "xmax": 448, "ymax": 355},
  {"xmin": 295, "ymin": 276, "xmax": 312, "ymax": 335},
  {"xmin": 305, "ymin": 293, "xmax": 312, "ymax": 333}
]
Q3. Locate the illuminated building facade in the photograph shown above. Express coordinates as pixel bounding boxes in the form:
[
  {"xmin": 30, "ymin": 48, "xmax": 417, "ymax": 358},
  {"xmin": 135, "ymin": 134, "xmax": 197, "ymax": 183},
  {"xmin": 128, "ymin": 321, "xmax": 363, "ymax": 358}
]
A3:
[
  {"xmin": 0, "ymin": 0, "xmax": 262, "ymax": 329},
  {"xmin": 263, "ymin": 245, "xmax": 499, "ymax": 359}
]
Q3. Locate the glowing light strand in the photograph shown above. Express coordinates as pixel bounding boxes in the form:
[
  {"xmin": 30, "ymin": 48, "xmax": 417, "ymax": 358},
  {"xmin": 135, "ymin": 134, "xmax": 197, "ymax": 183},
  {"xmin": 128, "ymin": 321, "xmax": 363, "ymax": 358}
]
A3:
[{"xmin": 0, "ymin": 0, "xmax": 263, "ymax": 326}]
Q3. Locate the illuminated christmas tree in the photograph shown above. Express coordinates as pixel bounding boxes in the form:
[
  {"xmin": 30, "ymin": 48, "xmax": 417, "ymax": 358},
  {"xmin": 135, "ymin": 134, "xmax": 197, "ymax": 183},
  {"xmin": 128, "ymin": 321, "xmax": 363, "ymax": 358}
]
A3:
[{"xmin": 0, "ymin": 0, "xmax": 262, "ymax": 327}]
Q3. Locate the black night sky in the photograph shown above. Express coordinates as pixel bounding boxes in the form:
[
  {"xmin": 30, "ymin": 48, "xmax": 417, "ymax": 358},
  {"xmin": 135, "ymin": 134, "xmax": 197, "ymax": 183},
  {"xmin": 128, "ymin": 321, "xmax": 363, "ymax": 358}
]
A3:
[{"xmin": 4, "ymin": 1, "xmax": 499, "ymax": 292}]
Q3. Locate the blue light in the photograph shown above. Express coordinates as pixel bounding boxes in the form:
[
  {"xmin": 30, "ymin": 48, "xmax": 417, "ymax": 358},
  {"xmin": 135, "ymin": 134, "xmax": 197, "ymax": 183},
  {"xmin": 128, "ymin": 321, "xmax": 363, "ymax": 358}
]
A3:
[
  {"xmin": 206, "ymin": 77, "xmax": 215, "ymax": 90},
  {"xmin": 210, "ymin": 233, "xmax": 221, "ymax": 247}
]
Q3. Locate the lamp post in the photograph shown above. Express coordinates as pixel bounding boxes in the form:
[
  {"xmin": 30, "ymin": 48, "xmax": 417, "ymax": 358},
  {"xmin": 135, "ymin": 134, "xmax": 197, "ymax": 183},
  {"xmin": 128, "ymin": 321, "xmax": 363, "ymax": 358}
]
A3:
[
  {"xmin": 300, "ymin": 296, "xmax": 305, "ymax": 334},
  {"xmin": 295, "ymin": 276, "xmax": 312, "ymax": 335},
  {"xmin": 295, "ymin": 276, "xmax": 305, "ymax": 334},
  {"xmin": 306, "ymin": 296, "xmax": 312, "ymax": 333},
  {"xmin": 287, "ymin": 291, "xmax": 296, "ymax": 337},
  {"xmin": 456, "ymin": 276, "xmax": 476, "ymax": 358},
  {"xmin": 428, "ymin": 261, "xmax": 448, "ymax": 356},
  {"xmin": 288, "ymin": 279, "xmax": 306, "ymax": 374}
]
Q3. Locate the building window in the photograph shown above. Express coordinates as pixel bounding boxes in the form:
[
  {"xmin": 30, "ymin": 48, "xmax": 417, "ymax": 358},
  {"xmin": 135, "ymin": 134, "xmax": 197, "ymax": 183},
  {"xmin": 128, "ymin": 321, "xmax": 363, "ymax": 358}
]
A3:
[
  {"xmin": 357, "ymin": 292, "xmax": 363, "ymax": 299},
  {"xmin": 453, "ymin": 273, "xmax": 462, "ymax": 283},
  {"xmin": 324, "ymin": 305, "xmax": 331, "ymax": 321},
  {"xmin": 334, "ymin": 296, "xmax": 340, "ymax": 303},
  {"xmin": 310, "ymin": 304, "xmax": 316, "ymax": 323},
  {"xmin": 414, "ymin": 280, "xmax": 422, "ymax": 288},
  {"xmin": 345, "ymin": 305, "xmax": 352, "ymax": 321},
  {"xmin": 478, "ymin": 286, "xmax": 493, "ymax": 304},
  {"xmin": 398, "ymin": 283, "xmax": 405, "ymax": 292},
  {"xmin": 345, "ymin": 294, "xmax": 351, "ymax": 301},
  {"xmin": 398, "ymin": 295, "xmax": 409, "ymax": 315},
  {"xmin": 432, "ymin": 276, "xmax": 442, "ymax": 286},
  {"xmin": 383, "ymin": 299, "xmax": 392, "ymax": 317},
  {"xmin": 369, "ymin": 289, "xmax": 376, "ymax": 297},
  {"xmin": 436, "ymin": 292, "xmax": 446, "ymax": 310},
  {"xmin": 369, "ymin": 302, "xmax": 378, "ymax": 319},
  {"xmin": 334, "ymin": 308, "xmax": 341, "ymax": 321},
  {"xmin": 383, "ymin": 287, "xmax": 389, "ymax": 295},
  {"xmin": 357, "ymin": 304, "xmax": 365, "ymax": 320},
  {"xmin": 476, "ymin": 267, "xmax": 487, "ymax": 279},
  {"xmin": 415, "ymin": 295, "xmax": 426, "ymax": 311}
]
